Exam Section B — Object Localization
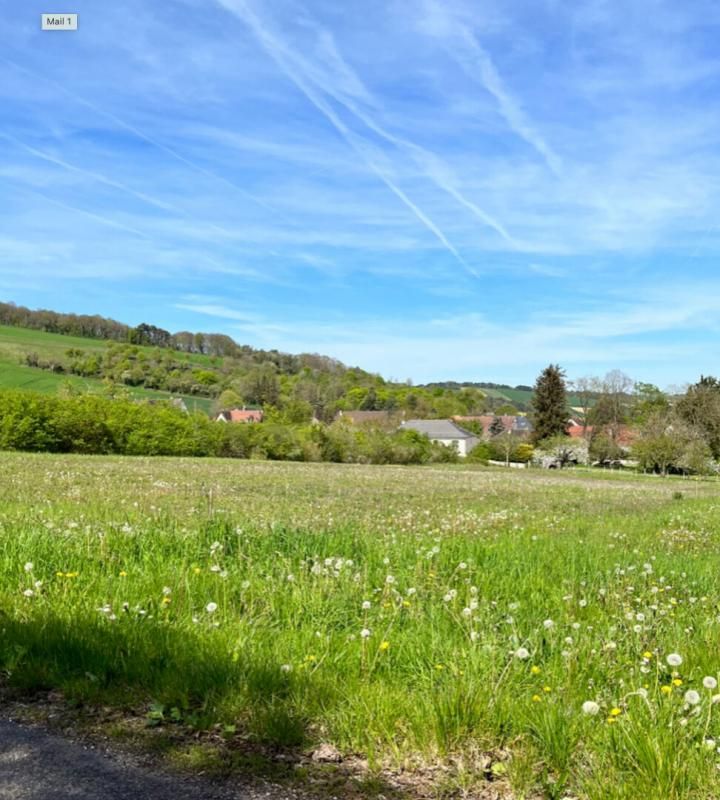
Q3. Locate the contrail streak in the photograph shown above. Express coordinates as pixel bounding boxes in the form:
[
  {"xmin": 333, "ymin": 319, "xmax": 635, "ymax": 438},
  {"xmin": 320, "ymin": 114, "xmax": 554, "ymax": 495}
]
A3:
[
  {"xmin": 8, "ymin": 182, "xmax": 152, "ymax": 238},
  {"xmin": 1, "ymin": 56, "xmax": 290, "ymax": 222},
  {"xmin": 217, "ymin": 0, "xmax": 478, "ymax": 275}
]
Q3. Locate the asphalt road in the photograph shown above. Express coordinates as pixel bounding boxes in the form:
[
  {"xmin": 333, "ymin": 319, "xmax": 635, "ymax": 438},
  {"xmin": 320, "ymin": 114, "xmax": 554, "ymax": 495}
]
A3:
[{"xmin": 0, "ymin": 718, "xmax": 299, "ymax": 800}]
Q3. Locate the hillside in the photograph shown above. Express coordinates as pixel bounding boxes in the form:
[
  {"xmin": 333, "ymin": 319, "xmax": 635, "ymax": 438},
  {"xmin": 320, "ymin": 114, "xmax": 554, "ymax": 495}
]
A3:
[
  {"xmin": 0, "ymin": 303, "xmax": 596, "ymax": 420},
  {"xmin": 0, "ymin": 306, "xmax": 489, "ymax": 420}
]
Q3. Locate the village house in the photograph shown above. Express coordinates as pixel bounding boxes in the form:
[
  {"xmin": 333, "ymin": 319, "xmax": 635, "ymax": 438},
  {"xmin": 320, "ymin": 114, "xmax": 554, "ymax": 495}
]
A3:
[
  {"xmin": 453, "ymin": 415, "xmax": 533, "ymax": 438},
  {"xmin": 400, "ymin": 419, "xmax": 479, "ymax": 457},
  {"xmin": 567, "ymin": 423, "xmax": 636, "ymax": 448},
  {"xmin": 214, "ymin": 408, "xmax": 264, "ymax": 423}
]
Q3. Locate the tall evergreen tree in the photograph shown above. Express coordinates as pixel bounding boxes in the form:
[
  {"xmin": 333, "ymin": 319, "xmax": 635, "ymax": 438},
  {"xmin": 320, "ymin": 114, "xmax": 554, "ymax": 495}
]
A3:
[{"xmin": 531, "ymin": 364, "xmax": 569, "ymax": 443}]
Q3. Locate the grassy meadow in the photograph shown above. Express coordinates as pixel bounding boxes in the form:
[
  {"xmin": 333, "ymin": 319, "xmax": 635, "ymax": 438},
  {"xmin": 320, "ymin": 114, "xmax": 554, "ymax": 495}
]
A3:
[
  {"xmin": 0, "ymin": 325, "xmax": 213, "ymax": 412},
  {"xmin": 2, "ymin": 453, "xmax": 720, "ymax": 798}
]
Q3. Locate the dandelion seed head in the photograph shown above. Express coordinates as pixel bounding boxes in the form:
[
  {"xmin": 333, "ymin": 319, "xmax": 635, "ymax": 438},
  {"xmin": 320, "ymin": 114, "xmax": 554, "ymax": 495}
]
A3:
[
  {"xmin": 582, "ymin": 700, "xmax": 600, "ymax": 716},
  {"xmin": 685, "ymin": 690, "xmax": 701, "ymax": 706}
]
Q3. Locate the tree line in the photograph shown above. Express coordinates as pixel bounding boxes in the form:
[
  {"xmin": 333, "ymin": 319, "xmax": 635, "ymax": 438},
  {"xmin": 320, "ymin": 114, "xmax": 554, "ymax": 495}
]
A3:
[
  {"xmin": 528, "ymin": 365, "xmax": 720, "ymax": 475},
  {"xmin": 0, "ymin": 389, "xmax": 459, "ymax": 465}
]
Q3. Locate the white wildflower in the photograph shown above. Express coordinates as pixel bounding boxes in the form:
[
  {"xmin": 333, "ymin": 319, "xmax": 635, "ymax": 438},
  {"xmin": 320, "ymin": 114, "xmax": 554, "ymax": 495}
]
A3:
[
  {"xmin": 684, "ymin": 690, "xmax": 701, "ymax": 706},
  {"xmin": 582, "ymin": 700, "xmax": 600, "ymax": 716}
]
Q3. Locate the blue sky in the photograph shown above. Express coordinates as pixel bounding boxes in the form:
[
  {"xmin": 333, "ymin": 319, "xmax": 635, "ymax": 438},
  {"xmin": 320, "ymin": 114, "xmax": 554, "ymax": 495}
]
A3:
[{"xmin": 2, "ymin": 0, "xmax": 720, "ymax": 386}]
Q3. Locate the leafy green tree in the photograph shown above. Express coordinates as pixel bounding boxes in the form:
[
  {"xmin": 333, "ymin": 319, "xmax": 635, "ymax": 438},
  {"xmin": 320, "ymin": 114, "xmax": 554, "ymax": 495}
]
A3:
[
  {"xmin": 588, "ymin": 432, "xmax": 623, "ymax": 464},
  {"xmin": 530, "ymin": 365, "xmax": 569, "ymax": 444},
  {"xmin": 631, "ymin": 383, "xmax": 669, "ymax": 424},
  {"xmin": 676, "ymin": 376, "xmax": 720, "ymax": 458}
]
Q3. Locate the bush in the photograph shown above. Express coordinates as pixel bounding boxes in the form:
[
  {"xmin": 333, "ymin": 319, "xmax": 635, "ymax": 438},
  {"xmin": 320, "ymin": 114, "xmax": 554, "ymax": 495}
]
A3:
[{"xmin": 0, "ymin": 389, "xmax": 454, "ymax": 466}]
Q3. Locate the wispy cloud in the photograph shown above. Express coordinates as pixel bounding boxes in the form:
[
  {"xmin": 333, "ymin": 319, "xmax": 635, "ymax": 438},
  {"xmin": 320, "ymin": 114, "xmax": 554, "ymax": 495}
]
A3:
[
  {"xmin": 3, "ymin": 0, "xmax": 720, "ymax": 384},
  {"xmin": 419, "ymin": 0, "xmax": 563, "ymax": 175}
]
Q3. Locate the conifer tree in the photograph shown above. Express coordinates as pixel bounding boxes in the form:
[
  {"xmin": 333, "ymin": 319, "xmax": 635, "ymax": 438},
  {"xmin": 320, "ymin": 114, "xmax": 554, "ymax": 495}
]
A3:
[{"xmin": 531, "ymin": 364, "xmax": 569, "ymax": 443}]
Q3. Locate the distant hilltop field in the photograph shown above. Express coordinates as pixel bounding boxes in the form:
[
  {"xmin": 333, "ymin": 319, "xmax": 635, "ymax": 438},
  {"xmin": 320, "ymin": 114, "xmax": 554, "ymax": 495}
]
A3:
[{"xmin": 0, "ymin": 300, "xmax": 584, "ymax": 421}]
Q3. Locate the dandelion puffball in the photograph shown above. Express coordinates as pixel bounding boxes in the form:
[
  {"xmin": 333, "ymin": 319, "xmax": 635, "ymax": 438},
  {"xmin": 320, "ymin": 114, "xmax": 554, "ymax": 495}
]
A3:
[
  {"xmin": 666, "ymin": 653, "xmax": 683, "ymax": 667},
  {"xmin": 543, "ymin": 619, "xmax": 555, "ymax": 629},
  {"xmin": 582, "ymin": 700, "xmax": 600, "ymax": 716},
  {"xmin": 703, "ymin": 676, "xmax": 718, "ymax": 690},
  {"xmin": 515, "ymin": 647, "xmax": 530, "ymax": 660},
  {"xmin": 24, "ymin": 562, "xmax": 33, "ymax": 573},
  {"xmin": 684, "ymin": 689, "xmax": 701, "ymax": 706},
  {"xmin": 360, "ymin": 628, "xmax": 371, "ymax": 639},
  {"xmin": 206, "ymin": 602, "xmax": 218, "ymax": 614}
]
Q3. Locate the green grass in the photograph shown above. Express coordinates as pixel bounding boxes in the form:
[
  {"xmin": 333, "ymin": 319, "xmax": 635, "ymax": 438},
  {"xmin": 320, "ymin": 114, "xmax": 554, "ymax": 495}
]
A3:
[
  {"xmin": 1, "ymin": 454, "xmax": 720, "ymax": 798},
  {"xmin": 0, "ymin": 324, "xmax": 214, "ymax": 366},
  {"xmin": 0, "ymin": 357, "xmax": 212, "ymax": 413},
  {"xmin": 481, "ymin": 386, "xmax": 588, "ymax": 411}
]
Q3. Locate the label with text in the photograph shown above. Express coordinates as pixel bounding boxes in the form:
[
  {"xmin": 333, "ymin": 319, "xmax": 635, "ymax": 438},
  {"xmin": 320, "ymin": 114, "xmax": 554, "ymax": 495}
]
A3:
[{"xmin": 41, "ymin": 14, "xmax": 78, "ymax": 30}]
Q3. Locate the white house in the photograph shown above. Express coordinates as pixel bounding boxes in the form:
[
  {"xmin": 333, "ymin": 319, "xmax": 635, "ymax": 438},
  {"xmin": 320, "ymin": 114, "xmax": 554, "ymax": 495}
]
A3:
[{"xmin": 400, "ymin": 419, "xmax": 479, "ymax": 457}]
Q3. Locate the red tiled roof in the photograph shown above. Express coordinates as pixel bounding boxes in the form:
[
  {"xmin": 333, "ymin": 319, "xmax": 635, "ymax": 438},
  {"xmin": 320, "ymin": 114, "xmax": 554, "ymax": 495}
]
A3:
[
  {"xmin": 229, "ymin": 409, "xmax": 263, "ymax": 422},
  {"xmin": 569, "ymin": 424, "xmax": 637, "ymax": 446},
  {"xmin": 216, "ymin": 408, "xmax": 263, "ymax": 423}
]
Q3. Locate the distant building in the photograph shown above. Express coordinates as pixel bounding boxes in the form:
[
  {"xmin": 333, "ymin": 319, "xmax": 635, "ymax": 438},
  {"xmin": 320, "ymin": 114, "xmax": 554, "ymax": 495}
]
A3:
[
  {"xmin": 453, "ymin": 415, "xmax": 533, "ymax": 438},
  {"xmin": 215, "ymin": 408, "xmax": 264, "ymax": 423},
  {"xmin": 568, "ymin": 424, "xmax": 636, "ymax": 448},
  {"xmin": 401, "ymin": 419, "xmax": 479, "ymax": 457}
]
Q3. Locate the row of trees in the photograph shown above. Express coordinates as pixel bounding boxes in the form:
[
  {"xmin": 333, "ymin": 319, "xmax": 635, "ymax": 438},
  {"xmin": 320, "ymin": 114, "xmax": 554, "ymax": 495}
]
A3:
[
  {"xmin": 528, "ymin": 365, "xmax": 720, "ymax": 475},
  {"xmin": 0, "ymin": 389, "xmax": 459, "ymax": 465}
]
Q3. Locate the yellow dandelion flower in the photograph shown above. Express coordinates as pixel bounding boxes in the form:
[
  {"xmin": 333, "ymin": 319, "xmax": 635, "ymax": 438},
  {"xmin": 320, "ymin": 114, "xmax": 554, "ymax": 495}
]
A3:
[
  {"xmin": 642, "ymin": 651, "xmax": 653, "ymax": 659},
  {"xmin": 532, "ymin": 694, "xmax": 542, "ymax": 702},
  {"xmin": 162, "ymin": 596, "xmax": 171, "ymax": 605},
  {"xmin": 435, "ymin": 664, "xmax": 444, "ymax": 671},
  {"xmin": 193, "ymin": 567, "xmax": 201, "ymax": 575},
  {"xmin": 56, "ymin": 571, "xmax": 64, "ymax": 577},
  {"xmin": 610, "ymin": 707, "xmax": 622, "ymax": 716},
  {"xmin": 672, "ymin": 678, "xmax": 683, "ymax": 687},
  {"xmin": 607, "ymin": 717, "xmax": 617, "ymax": 724},
  {"xmin": 402, "ymin": 600, "xmax": 410, "ymax": 607},
  {"xmin": 661, "ymin": 685, "xmax": 672, "ymax": 695},
  {"xmin": 531, "ymin": 665, "xmax": 541, "ymax": 675},
  {"xmin": 543, "ymin": 686, "xmax": 552, "ymax": 693},
  {"xmin": 379, "ymin": 641, "xmax": 390, "ymax": 651},
  {"xmin": 119, "ymin": 570, "xmax": 127, "ymax": 577}
]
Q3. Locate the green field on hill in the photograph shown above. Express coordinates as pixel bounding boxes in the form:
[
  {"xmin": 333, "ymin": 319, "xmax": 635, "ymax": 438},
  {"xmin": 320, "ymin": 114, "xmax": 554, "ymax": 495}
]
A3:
[
  {"xmin": 0, "ymin": 324, "xmax": 214, "ymax": 367},
  {"xmin": 0, "ymin": 326, "xmax": 213, "ymax": 413},
  {"xmin": 2, "ymin": 454, "xmax": 719, "ymax": 799},
  {"xmin": 0, "ymin": 361, "xmax": 212, "ymax": 416}
]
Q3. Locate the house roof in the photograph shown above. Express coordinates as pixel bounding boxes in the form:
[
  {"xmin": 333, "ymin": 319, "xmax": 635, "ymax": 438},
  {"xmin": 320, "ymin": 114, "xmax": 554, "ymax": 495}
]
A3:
[
  {"xmin": 216, "ymin": 408, "xmax": 264, "ymax": 422},
  {"xmin": 402, "ymin": 419, "xmax": 477, "ymax": 440},
  {"xmin": 453, "ymin": 415, "xmax": 533, "ymax": 433},
  {"xmin": 568, "ymin": 424, "xmax": 637, "ymax": 446}
]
